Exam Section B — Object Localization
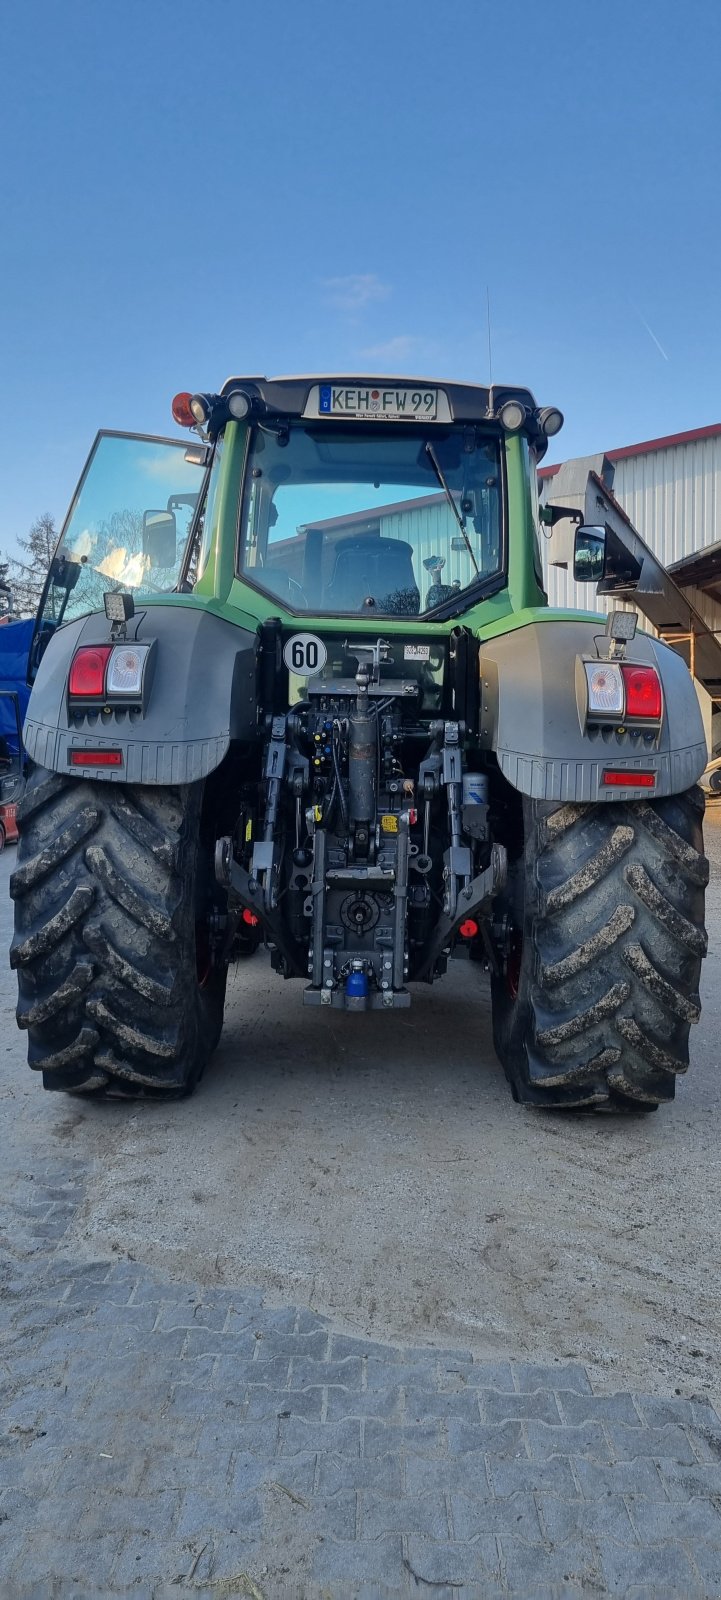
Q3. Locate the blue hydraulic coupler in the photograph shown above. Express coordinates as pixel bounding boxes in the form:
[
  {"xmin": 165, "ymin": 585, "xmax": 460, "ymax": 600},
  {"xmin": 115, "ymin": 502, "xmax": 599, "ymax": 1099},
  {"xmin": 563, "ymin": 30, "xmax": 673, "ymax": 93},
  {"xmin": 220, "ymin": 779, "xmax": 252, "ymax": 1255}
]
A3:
[{"xmin": 345, "ymin": 969, "xmax": 369, "ymax": 1011}]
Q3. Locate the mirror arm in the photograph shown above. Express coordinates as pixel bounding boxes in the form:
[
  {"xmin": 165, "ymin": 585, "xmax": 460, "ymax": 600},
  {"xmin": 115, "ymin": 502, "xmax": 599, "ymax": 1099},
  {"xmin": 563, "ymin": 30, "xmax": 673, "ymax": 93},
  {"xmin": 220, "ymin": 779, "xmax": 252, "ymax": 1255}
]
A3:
[{"xmin": 539, "ymin": 502, "xmax": 583, "ymax": 528}]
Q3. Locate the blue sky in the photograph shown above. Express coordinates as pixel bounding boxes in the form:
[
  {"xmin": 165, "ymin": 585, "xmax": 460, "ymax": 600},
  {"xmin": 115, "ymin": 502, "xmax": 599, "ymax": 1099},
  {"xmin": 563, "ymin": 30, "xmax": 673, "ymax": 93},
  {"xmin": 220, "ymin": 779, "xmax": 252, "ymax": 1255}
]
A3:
[{"xmin": 2, "ymin": 0, "xmax": 720, "ymax": 556}]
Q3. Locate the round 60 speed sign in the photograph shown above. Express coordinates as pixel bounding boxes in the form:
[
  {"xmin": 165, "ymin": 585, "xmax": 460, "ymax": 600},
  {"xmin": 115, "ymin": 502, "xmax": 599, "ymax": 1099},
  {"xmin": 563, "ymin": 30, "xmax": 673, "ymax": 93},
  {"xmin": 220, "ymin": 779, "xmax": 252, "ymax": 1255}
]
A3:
[{"xmin": 283, "ymin": 633, "xmax": 328, "ymax": 675}]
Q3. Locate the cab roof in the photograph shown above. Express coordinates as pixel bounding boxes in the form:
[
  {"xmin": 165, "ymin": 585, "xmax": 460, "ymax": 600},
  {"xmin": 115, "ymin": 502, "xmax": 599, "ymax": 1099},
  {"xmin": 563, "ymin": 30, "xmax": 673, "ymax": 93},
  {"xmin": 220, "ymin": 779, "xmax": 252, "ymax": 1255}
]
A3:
[{"xmin": 218, "ymin": 373, "xmax": 548, "ymax": 451}]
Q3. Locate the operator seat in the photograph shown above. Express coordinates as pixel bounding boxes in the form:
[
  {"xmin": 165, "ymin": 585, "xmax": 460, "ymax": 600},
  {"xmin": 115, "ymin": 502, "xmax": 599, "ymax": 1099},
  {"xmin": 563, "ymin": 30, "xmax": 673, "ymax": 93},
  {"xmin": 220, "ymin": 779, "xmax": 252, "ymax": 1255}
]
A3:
[{"xmin": 325, "ymin": 536, "xmax": 420, "ymax": 613}]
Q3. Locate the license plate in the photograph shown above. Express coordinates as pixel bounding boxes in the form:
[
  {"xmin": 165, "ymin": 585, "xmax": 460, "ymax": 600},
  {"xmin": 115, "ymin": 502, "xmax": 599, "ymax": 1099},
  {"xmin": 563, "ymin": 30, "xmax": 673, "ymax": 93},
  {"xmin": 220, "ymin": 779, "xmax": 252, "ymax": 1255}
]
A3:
[{"xmin": 319, "ymin": 385, "xmax": 437, "ymax": 421}]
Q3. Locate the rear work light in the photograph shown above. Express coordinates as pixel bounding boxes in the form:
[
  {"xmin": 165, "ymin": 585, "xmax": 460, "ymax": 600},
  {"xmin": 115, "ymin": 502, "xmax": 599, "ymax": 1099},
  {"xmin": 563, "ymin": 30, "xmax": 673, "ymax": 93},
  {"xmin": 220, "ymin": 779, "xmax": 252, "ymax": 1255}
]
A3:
[
  {"xmin": 621, "ymin": 664, "xmax": 662, "ymax": 720},
  {"xmin": 69, "ymin": 749, "xmax": 123, "ymax": 768},
  {"xmin": 68, "ymin": 646, "xmax": 113, "ymax": 698},
  {"xmin": 602, "ymin": 770, "xmax": 656, "ymax": 788}
]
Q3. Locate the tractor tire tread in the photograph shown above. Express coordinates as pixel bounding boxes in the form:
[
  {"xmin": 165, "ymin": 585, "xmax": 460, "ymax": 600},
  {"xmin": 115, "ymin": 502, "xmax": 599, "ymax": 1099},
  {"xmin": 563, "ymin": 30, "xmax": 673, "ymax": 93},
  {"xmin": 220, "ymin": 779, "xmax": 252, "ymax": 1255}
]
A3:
[
  {"xmin": 11, "ymin": 764, "xmax": 225, "ymax": 1098},
  {"xmin": 492, "ymin": 785, "xmax": 707, "ymax": 1110}
]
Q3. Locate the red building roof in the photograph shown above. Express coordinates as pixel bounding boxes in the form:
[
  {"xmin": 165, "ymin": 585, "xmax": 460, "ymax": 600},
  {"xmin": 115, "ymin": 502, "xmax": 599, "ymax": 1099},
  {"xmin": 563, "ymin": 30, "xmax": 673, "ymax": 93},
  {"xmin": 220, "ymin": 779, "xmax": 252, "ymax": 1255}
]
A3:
[{"xmin": 539, "ymin": 422, "xmax": 721, "ymax": 479}]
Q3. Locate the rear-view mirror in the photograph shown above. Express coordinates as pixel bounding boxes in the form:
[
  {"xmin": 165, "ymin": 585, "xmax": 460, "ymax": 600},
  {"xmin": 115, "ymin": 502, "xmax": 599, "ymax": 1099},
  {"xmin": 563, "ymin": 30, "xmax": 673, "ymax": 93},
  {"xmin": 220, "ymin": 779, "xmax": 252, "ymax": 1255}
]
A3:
[
  {"xmin": 143, "ymin": 509, "xmax": 177, "ymax": 569},
  {"xmin": 573, "ymin": 525, "xmax": 606, "ymax": 583},
  {"xmin": 49, "ymin": 554, "xmax": 81, "ymax": 591}
]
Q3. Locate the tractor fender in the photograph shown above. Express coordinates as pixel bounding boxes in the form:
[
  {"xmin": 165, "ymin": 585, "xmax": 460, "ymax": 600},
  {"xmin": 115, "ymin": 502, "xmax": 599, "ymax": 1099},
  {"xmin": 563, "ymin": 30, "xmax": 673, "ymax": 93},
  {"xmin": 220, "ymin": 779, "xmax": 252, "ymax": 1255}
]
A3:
[
  {"xmin": 479, "ymin": 618, "xmax": 707, "ymax": 803},
  {"xmin": 22, "ymin": 606, "xmax": 259, "ymax": 784}
]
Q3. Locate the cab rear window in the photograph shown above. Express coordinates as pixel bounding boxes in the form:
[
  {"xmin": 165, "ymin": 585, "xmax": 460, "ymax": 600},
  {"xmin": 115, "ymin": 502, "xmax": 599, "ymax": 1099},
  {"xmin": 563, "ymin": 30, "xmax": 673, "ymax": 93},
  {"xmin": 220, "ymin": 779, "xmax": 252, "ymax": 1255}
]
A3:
[{"xmin": 237, "ymin": 422, "xmax": 503, "ymax": 617}]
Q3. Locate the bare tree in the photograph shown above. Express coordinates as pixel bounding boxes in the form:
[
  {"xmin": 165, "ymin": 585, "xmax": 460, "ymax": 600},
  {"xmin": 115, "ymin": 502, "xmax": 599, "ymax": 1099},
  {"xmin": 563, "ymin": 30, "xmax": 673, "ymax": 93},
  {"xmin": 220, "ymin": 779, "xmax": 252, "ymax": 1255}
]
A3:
[
  {"xmin": 1, "ymin": 513, "xmax": 58, "ymax": 618},
  {"xmin": 1, "ymin": 502, "xmax": 185, "ymax": 626}
]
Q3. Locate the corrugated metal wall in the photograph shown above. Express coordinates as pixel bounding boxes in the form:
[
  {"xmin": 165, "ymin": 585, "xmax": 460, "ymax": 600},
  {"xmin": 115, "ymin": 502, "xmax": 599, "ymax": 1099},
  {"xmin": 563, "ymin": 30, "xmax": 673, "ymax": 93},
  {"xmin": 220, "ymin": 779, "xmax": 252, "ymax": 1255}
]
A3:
[
  {"xmin": 614, "ymin": 436, "xmax": 721, "ymax": 567},
  {"xmin": 543, "ymin": 434, "xmax": 721, "ymax": 620}
]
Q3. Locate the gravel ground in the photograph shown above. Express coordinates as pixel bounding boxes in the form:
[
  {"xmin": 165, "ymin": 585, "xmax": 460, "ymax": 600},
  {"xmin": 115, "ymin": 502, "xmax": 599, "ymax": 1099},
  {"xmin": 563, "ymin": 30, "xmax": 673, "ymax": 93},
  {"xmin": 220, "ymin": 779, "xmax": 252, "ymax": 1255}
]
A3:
[{"xmin": 2, "ymin": 802, "xmax": 721, "ymax": 1597}]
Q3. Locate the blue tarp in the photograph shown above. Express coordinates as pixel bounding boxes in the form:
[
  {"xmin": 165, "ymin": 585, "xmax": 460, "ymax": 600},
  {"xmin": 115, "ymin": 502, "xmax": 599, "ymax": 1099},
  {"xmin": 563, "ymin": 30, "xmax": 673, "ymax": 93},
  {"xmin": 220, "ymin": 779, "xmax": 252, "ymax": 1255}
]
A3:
[{"xmin": 0, "ymin": 618, "xmax": 33, "ymax": 755}]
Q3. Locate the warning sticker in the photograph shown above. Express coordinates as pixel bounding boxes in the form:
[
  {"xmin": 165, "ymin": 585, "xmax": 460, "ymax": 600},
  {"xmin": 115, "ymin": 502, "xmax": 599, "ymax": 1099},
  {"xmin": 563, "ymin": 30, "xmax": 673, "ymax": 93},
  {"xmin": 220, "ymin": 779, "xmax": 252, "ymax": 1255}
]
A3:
[{"xmin": 403, "ymin": 644, "xmax": 430, "ymax": 661}]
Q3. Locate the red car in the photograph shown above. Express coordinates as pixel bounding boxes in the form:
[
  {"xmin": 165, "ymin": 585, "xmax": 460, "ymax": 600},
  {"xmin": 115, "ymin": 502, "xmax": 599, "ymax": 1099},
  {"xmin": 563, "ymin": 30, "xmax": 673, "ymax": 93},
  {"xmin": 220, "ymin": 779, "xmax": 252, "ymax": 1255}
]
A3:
[
  {"xmin": 0, "ymin": 796, "xmax": 18, "ymax": 850},
  {"xmin": 0, "ymin": 690, "xmax": 23, "ymax": 850}
]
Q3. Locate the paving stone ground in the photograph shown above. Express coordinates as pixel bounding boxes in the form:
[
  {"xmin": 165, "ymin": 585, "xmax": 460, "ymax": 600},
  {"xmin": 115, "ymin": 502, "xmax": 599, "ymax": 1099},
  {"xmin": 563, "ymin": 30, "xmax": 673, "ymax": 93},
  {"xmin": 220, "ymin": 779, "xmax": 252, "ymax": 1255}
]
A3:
[
  {"xmin": 2, "ymin": 1162, "xmax": 721, "ymax": 1600},
  {"xmin": 3, "ymin": 831, "xmax": 721, "ymax": 1599}
]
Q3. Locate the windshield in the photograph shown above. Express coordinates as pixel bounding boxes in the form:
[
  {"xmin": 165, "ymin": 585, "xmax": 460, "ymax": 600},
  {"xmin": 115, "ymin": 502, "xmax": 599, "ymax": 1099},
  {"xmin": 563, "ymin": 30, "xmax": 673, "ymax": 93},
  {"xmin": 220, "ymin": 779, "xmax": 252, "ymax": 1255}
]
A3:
[
  {"xmin": 37, "ymin": 432, "xmax": 206, "ymax": 629},
  {"xmin": 237, "ymin": 424, "xmax": 503, "ymax": 616}
]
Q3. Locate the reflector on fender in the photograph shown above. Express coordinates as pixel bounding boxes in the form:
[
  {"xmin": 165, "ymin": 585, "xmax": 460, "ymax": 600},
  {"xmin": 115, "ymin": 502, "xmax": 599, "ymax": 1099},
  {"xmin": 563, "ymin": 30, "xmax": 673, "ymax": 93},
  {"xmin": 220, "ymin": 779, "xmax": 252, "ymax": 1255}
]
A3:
[
  {"xmin": 621, "ymin": 663, "xmax": 662, "ymax": 720},
  {"xmin": 602, "ymin": 770, "xmax": 656, "ymax": 788},
  {"xmin": 68, "ymin": 646, "xmax": 113, "ymax": 698},
  {"xmin": 69, "ymin": 749, "xmax": 123, "ymax": 767}
]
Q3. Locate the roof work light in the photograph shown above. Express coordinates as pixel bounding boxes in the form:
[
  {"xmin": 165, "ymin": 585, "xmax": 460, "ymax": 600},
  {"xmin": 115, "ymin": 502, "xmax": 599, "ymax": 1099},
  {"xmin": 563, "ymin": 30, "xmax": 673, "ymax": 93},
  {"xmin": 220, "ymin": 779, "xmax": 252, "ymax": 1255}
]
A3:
[
  {"xmin": 227, "ymin": 389, "xmax": 252, "ymax": 420},
  {"xmin": 538, "ymin": 406, "xmax": 564, "ymax": 437},
  {"xmin": 189, "ymin": 393, "xmax": 212, "ymax": 426},
  {"xmin": 498, "ymin": 399, "xmax": 526, "ymax": 432}
]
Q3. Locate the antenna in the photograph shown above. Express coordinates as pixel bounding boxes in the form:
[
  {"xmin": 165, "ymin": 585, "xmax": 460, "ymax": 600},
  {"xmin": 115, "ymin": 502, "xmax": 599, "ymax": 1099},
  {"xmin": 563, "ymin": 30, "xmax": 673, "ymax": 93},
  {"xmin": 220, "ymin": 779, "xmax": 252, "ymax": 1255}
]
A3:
[{"xmin": 486, "ymin": 286, "xmax": 493, "ymax": 388}]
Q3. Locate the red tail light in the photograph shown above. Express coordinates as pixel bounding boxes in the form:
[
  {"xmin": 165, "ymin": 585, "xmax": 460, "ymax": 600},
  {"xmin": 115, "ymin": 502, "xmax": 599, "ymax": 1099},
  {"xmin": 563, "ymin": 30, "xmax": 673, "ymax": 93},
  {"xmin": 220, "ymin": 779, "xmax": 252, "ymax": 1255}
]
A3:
[
  {"xmin": 621, "ymin": 664, "xmax": 662, "ymax": 720},
  {"xmin": 459, "ymin": 918, "xmax": 479, "ymax": 939},
  {"xmin": 68, "ymin": 646, "xmax": 113, "ymax": 698},
  {"xmin": 242, "ymin": 908, "xmax": 259, "ymax": 927}
]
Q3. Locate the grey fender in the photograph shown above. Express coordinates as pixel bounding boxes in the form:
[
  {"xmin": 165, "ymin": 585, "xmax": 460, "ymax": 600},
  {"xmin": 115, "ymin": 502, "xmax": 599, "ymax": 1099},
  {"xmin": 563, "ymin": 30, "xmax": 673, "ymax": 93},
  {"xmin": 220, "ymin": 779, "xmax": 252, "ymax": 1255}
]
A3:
[
  {"xmin": 479, "ymin": 618, "xmax": 707, "ymax": 802},
  {"xmin": 23, "ymin": 606, "xmax": 259, "ymax": 784}
]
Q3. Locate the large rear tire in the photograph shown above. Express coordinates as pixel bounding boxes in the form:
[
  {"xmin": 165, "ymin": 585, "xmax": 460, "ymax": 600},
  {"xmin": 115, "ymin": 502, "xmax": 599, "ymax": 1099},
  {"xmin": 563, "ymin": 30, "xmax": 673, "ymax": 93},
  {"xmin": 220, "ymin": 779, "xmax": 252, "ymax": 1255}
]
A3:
[
  {"xmin": 491, "ymin": 787, "xmax": 708, "ymax": 1110},
  {"xmin": 10, "ymin": 764, "xmax": 227, "ymax": 1097}
]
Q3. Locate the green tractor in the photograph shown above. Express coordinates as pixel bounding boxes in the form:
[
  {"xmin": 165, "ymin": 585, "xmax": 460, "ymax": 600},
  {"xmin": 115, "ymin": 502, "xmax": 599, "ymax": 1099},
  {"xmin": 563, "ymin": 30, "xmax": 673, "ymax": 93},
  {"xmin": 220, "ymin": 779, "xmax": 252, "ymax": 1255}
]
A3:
[{"xmin": 10, "ymin": 376, "xmax": 709, "ymax": 1108}]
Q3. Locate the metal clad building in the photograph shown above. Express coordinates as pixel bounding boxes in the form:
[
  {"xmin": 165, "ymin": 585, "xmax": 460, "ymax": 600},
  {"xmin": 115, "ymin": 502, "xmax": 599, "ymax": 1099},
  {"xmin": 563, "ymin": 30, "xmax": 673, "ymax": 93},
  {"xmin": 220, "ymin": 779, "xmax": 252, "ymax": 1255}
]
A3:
[{"xmin": 542, "ymin": 424, "xmax": 721, "ymax": 620}]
